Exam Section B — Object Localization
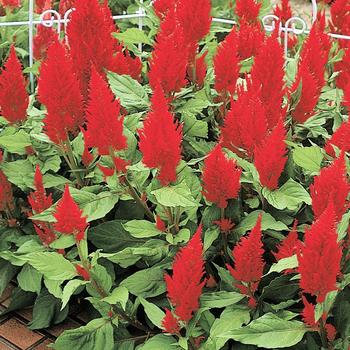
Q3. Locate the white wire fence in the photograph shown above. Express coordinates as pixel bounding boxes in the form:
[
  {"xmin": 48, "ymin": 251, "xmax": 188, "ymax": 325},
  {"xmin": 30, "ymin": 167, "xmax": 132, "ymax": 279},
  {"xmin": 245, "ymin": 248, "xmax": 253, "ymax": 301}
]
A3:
[{"xmin": 0, "ymin": 0, "xmax": 349, "ymax": 92}]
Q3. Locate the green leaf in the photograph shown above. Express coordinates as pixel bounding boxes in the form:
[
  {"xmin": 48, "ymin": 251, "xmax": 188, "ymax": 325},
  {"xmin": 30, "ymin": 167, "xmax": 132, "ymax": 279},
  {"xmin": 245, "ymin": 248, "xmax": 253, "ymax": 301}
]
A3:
[
  {"xmin": 138, "ymin": 334, "xmax": 177, "ymax": 350},
  {"xmin": 26, "ymin": 252, "xmax": 77, "ymax": 281},
  {"xmin": 17, "ymin": 264, "xmax": 42, "ymax": 294},
  {"xmin": 123, "ymin": 220, "xmax": 161, "ymax": 238},
  {"xmin": 114, "ymin": 28, "xmax": 152, "ymax": 45},
  {"xmin": 151, "ymin": 182, "xmax": 199, "ymax": 208},
  {"xmin": 0, "ymin": 129, "xmax": 31, "ymax": 154},
  {"xmin": 121, "ymin": 267, "xmax": 166, "ymax": 298},
  {"xmin": 50, "ymin": 235, "xmax": 76, "ymax": 249},
  {"xmin": 266, "ymin": 255, "xmax": 298, "ymax": 275},
  {"xmin": 293, "ymin": 146, "xmax": 323, "ymax": 172},
  {"xmin": 87, "ymin": 264, "xmax": 112, "ymax": 297},
  {"xmin": 107, "ymin": 73, "xmax": 150, "ymax": 113},
  {"xmin": 182, "ymin": 113, "xmax": 208, "ymax": 138},
  {"xmin": 221, "ymin": 313, "xmax": 308, "ymax": 348},
  {"xmin": 53, "ymin": 318, "xmax": 114, "ymax": 350},
  {"xmin": 262, "ymin": 179, "xmax": 312, "ymax": 211},
  {"xmin": 0, "ymin": 259, "xmax": 19, "ymax": 296},
  {"xmin": 1, "ymin": 159, "xmax": 33, "ymax": 190},
  {"xmin": 234, "ymin": 211, "xmax": 289, "ymax": 236},
  {"xmin": 140, "ymin": 297, "xmax": 165, "ymax": 329},
  {"xmin": 102, "ymin": 286, "xmax": 129, "ymax": 310},
  {"xmin": 200, "ymin": 291, "xmax": 244, "ymax": 309},
  {"xmin": 61, "ymin": 279, "xmax": 89, "ymax": 310}
]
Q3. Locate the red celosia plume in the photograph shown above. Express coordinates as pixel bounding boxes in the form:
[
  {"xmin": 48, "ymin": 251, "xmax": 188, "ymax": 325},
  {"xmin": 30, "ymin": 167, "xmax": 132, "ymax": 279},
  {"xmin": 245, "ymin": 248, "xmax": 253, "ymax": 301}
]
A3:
[
  {"xmin": 254, "ymin": 121, "xmax": 287, "ymax": 190},
  {"xmin": 153, "ymin": 0, "xmax": 173, "ymax": 19},
  {"xmin": 85, "ymin": 68, "xmax": 127, "ymax": 156},
  {"xmin": 202, "ymin": 144, "xmax": 242, "ymax": 209},
  {"xmin": 310, "ymin": 153, "xmax": 350, "ymax": 222},
  {"xmin": 227, "ymin": 215, "xmax": 264, "ymax": 306},
  {"xmin": 53, "ymin": 184, "xmax": 88, "ymax": 242},
  {"xmin": 38, "ymin": 41, "xmax": 84, "ymax": 144},
  {"xmin": 164, "ymin": 226, "xmax": 205, "ymax": 322},
  {"xmin": 162, "ymin": 309, "xmax": 180, "ymax": 334},
  {"xmin": 235, "ymin": 0, "xmax": 261, "ymax": 23},
  {"xmin": 325, "ymin": 121, "xmax": 350, "ymax": 157},
  {"xmin": 187, "ymin": 51, "xmax": 208, "ymax": 88},
  {"xmin": 138, "ymin": 85, "xmax": 183, "ymax": 186},
  {"xmin": 221, "ymin": 86, "xmax": 268, "ymax": 158},
  {"xmin": 75, "ymin": 264, "xmax": 90, "ymax": 281},
  {"xmin": 0, "ymin": 46, "xmax": 28, "ymax": 124},
  {"xmin": 274, "ymin": 0, "xmax": 292, "ymax": 23},
  {"xmin": 33, "ymin": 26, "xmax": 58, "ymax": 61},
  {"xmin": 214, "ymin": 29, "xmax": 239, "ymax": 96},
  {"xmin": 298, "ymin": 203, "xmax": 342, "ymax": 303},
  {"xmin": 0, "ymin": 0, "xmax": 20, "ymax": 9},
  {"xmin": 0, "ymin": 151, "xmax": 14, "ymax": 212}
]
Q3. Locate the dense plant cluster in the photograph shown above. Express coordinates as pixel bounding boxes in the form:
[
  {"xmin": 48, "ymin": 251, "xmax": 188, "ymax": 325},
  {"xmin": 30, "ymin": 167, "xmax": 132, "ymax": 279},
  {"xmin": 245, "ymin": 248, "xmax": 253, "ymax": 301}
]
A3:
[{"xmin": 0, "ymin": 0, "xmax": 350, "ymax": 349}]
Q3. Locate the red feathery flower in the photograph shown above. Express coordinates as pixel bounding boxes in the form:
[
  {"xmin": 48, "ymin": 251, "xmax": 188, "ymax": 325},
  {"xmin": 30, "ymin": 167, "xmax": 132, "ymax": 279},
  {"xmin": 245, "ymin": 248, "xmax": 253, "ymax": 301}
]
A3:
[
  {"xmin": 59, "ymin": 0, "xmax": 75, "ymax": 14},
  {"xmin": 0, "ymin": 151, "xmax": 14, "ymax": 212},
  {"xmin": 156, "ymin": 215, "xmax": 167, "ymax": 232},
  {"xmin": 237, "ymin": 19, "xmax": 265, "ymax": 60},
  {"xmin": 162, "ymin": 309, "xmax": 180, "ymax": 334},
  {"xmin": 165, "ymin": 226, "xmax": 205, "ymax": 322},
  {"xmin": 28, "ymin": 165, "xmax": 56, "ymax": 245},
  {"xmin": 33, "ymin": 26, "xmax": 58, "ymax": 61},
  {"xmin": 254, "ymin": 121, "xmax": 287, "ymax": 190},
  {"xmin": 138, "ymin": 85, "xmax": 183, "ymax": 186},
  {"xmin": 325, "ymin": 121, "xmax": 350, "ymax": 157},
  {"xmin": 0, "ymin": 46, "xmax": 28, "ymax": 124},
  {"xmin": 53, "ymin": 184, "xmax": 88, "ymax": 242},
  {"xmin": 202, "ymin": 144, "xmax": 242, "ymax": 209},
  {"xmin": 227, "ymin": 215, "xmax": 264, "ymax": 305},
  {"xmin": 344, "ymin": 80, "xmax": 350, "ymax": 110},
  {"xmin": 251, "ymin": 33, "xmax": 285, "ymax": 129},
  {"xmin": 235, "ymin": 0, "xmax": 261, "ymax": 23},
  {"xmin": 0, "ymin": 0, "xmax": 20, "ymax": 9},
  {"xmin": 214, "ymin": 29, "xmax": 239, "ymax": 96},
  {"xmin": 85, "ymin": 68, "xmax": 127, "ymax": 156},
  {"xmin": 67, "ymin": 0, "xmax": 116, "ymax": 96},
  {"xmin": 310, "ymin": 153, "xmax": 350, "ymax": 222},
  {"xmin": 274, "ymin": 0, "xmax": 292, "ymax": 23},
  {"xmin": 38, "ymin": 42, "xmax": 84, "ymax": 144},
  {"xmin": 273, "ymin": 221, "xmax": 301, "ymax": 262},
  {"xmin": 302, "ymin": 296, "xmax": 318, "ymax": 328},
  {"xmin": 75, "ymin": 264, "xmax": 90, "ymax": 281},
  {"xmin": 213, "ymin": 218, "xmax": 234, "ymax": 234},
  {"xmin": 153, "ymin": 0, "xmax": 173, "ymax": 19},
  {"xmin": 109, "ymin": 51, "xmax": 142, "ymax": 82},
  {"xmin": 298, "ymin": 203, "xmax": 342, "ymax": 303},
  {"xmin": 149, "ymin": 15, "xmax": 188, "ymax": 96},
  {"xmin": 35, "ymin": 0, "xmax": 51, "ymax": 13},
  {"xmin": 330, "ymin": 0, "xmax": 350, "ymax": 35},
  {"xmin": 221, "ymin": 86, "xmax": 268, "ymax": 158},
  {"xmin": 187, "ymin": 51, "xmax": 208, "ymax": 88}
]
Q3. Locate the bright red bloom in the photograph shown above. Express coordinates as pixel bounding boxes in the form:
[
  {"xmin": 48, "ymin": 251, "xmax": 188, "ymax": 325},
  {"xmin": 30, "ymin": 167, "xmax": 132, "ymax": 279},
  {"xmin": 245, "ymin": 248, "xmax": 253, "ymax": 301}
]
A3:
[
  {"xmin": 213, "ymin": 218, "xmax": 234, "ymax": 234},
  {"xmin": 0, "ymin": 46, "xmax": 28, "ymax": 124},
  {"xmin": 75, "ymin": 264, "xmax": 90, "ymax": 281},
  {"xmin": 273, "ymin": 0, "xmax": 292, "ymax": 23},
  {"xmin": 235, "ymin": 0, "xmax": 261, "ymax": 23},
  {"xmin": 344, "ymin": 80, "xmax": 350, "ymax": 110},
  {"xmin": 325, "ymin": 121, "xmax": 350, "ymax": 157},
  {"xmin": 214, "ymin": 29, "xmax": 239, "ymax": 96},
  {"xmin": 187, "ymin": 51, "xmax": 208, "ymax": 88},
  {"xmin": 237, "ymin": 20, "xmax": 265, "ymax": 60},
  {"xmin": 227, "ymin": 215, "xmax": 264, "ymax": 306},
  {"xmin": 35, "ymin": 0, "xmax": 51, "ymax": 13},
  {"xmin": 330, "ymin": 0, "xmax": 350, "ymax": 35},
  {"xmin": 162, "ymin": 309, "xmax": 180, "ymax": 334},
  {"xmin": 109, "ymin": 51, "xmax": 142, "ymax": 82},
  {"xmin": 0, "ymin": 151, "xmax": 14, "ymax": 212},
  {"xmin": 221, "ymin": 86, "xmax": 268, "ymax": 158},
  {"xmin": 156, "ymin": 215, "xmax": 167, "ymax": 232},
  {"xmin": 33, "ymin": 26, "xmax": 58, "ymax": 61},
  {"xmin": 85, "ymin": 68, "xmax": 127, "ymax": 156},
  {"xmin": 53, "ymin": 184, "xmax": 88, "ymax": 242},
  {"xmin": 138, "ymin": 85, "xmax": 183, "ymax": 186},
  {"xmin": 59, "ymin": 0, "xmax": 75, "ymax": 14},
  {"xmin": 165, "ymin": 226, "xmax": 205, "ymax": 322},
  {"xmin": 0, "ymin": 0, "xmax": 20, "ymax": 9},
  {"xmin": 251, "ymin": 33, "xmax": 285, "ymax": 129},
  {"xmin": 298, "ymin": 203, "xmax": 342, "ymax": 303},
  {"xmin": 325, "ymin": 324, "xmax": 337, "ymax": 341},
  {"xmin": 38, "ymin": 42, "xmax": 84, "ymax": 144},
  {"xmin": 302, "ymin": 296, "xmax": 318, "ymax": 328},
  {"xmin": 202, "ymin": 144, "xmax": 242, "ymax": 209},
  {"xmin": 113, "ymin": 156, "xmax": 129, "ymax": 174},
  {"xmin": 153, "ymin": 0, "xmax": 173, "ymax": 19},
  {"xmin": 149, "ymin": 15, "xmax": 188, "ymax": 96},
  {"xmin": 66, "ymin": 0, "xmax": 116, "ymax": 97},
  {"xmin": 273, "ymin": 221, "xmax": 301, "ymax": 262},
  {"xmin": 310, "ymin": 153, "xmax": 350, "ymax": 222},
  {"xmin": 98, "ymin": 164, "xmax": 115, "ymax": 178},
  {"xmin": 254, "ymin": 121, "xmax": 287, "ymax": 190}
]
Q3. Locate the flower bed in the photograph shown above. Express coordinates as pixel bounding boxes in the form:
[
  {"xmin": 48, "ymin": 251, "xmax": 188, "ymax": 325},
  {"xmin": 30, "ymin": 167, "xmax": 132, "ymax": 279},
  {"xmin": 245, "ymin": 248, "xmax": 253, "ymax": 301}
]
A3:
[{"xmin": 0, "ymin": 0, "xmax": 350, "ymax": 349}]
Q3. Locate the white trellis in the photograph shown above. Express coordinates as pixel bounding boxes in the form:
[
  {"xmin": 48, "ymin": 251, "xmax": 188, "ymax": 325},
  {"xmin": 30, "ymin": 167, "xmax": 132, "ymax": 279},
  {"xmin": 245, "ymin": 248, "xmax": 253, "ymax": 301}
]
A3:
[{"xmin": 0, "ymin": 0, "xmax": 349, "ymax": 92}]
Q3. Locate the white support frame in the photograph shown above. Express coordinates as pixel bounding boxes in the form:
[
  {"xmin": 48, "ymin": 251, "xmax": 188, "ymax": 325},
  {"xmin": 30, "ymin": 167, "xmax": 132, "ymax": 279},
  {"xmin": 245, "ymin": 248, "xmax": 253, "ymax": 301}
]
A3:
[{"xmin": 0, "ymin": 0, "xmax": 348, "ymax": 92}]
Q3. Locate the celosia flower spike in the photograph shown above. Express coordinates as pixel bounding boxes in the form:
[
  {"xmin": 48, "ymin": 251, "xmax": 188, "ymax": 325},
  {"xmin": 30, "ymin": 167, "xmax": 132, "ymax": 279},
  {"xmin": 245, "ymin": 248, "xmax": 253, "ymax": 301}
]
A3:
[
  {"xmin": 310, "ymin": 153, "xmax": 350, "ymax": 222},
  {"xmin": 53, "ymin": 184, "xmax": 88, "ymax": 242},
  {"xmin": 138, "ymin": 85, "xmax": 183, "ymax": 186},
  {"xmin": 162, "ymin": 309, "xmax": 180, "ymax": 334},
  {"xmin": 165, "ymin": 226, "xmax": 205, "ymax": 322},
  {"xmin": 298, "ymin": 202, "xmax": 342, "ymax": 303},
  {"xmin": 227, "ymin": 215, "xmax": 264, "ymax": 307},
  {"xmin": 202, "ymin": 144, "xmax": 242, "ymax": 209},
  {"xmin": 235, "ymin": 0, "xmax": 261, "ymax": 23},
  {"xmin": 33, "ymin": 26, "xmax": 58, "ymax": 61},
  {"xmin": 325, "ymin": 121, "xmax": 350, "ymax": 157},
  {"xmin": 254, "ymin": 121, "xmax": 287, "ymax": 190},
  {"xmin": 0, "ymin": 0, "xmax": 20, "ymax": 10},
  {"xmin": 0, "ymin": 46, "xmax": 28, "ymax": 124},
  {"xmin": 0, "ymin": 151, "xmax": 14, "ymax": 213},
  {"xmin": 85, "ymin": 68, "xmax": 127, "ymax": 156}
]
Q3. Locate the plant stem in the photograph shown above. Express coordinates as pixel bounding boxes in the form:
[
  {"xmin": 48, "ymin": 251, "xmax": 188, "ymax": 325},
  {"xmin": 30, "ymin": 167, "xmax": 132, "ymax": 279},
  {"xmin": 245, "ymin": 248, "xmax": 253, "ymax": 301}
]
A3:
[
  {"xmin": 319, "ymin": 319, "xmax": 329, "ymax": 349},
  {"xmin": 124, "ymin": 177, "xmax": 154, "ymax": 221},
  {"xmin": 64, "ymin": 136, "xmax": 84, "ymax": 187},
  {"xmin": 220, "ymin": 207, "xmax": 230, "ymax": 263}
]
